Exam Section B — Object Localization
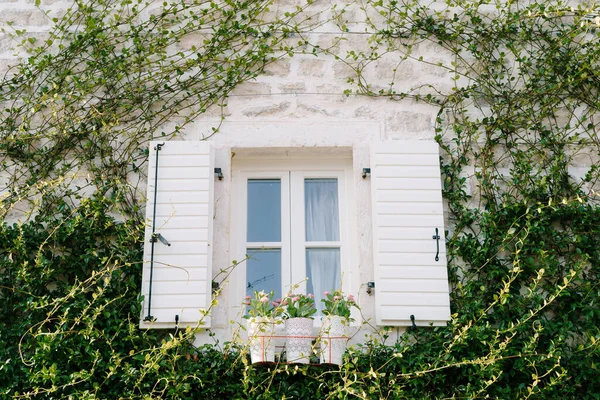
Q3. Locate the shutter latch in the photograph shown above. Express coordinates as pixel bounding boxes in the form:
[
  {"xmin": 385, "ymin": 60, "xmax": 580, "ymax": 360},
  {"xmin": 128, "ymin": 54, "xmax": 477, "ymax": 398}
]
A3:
[{"xmin": 432, "ymin": 228, "xmax": 440, "ymax": 262}]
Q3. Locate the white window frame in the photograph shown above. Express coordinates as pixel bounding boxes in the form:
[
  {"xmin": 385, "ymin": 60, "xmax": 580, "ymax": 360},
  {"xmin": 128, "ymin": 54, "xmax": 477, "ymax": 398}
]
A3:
[{"xmin": 230, "ymin": 156, "xmax": 356, "ymax": 321}]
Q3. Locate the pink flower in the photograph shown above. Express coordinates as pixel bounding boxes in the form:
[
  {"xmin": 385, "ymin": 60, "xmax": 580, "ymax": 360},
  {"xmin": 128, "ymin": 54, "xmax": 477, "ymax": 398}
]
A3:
[
  {"xmin": 245, "ymin": 295, "xmax": 251, "ymax": 300},
  {"xmin": 260, "ymin": 297, "xmax": 269, "ymax": 303},
  {"xmin": 272, "ymin": 302, "xmax": 279, "ymax": 307},
  {"xmin": 292, "ymin": 296, "xmax": 300, "ymax": 302},
  {"xmin": 308, "ymin": 293, "xmax": 314, "ymax": 299},
  {"xmin": 245, "ymin": 301, "xmax": 250, "ymax": 305},
  {"xmin": 275, "ymin": 298, "xmax": 281, "ymax": 303},
  {"xmin": 281, "ymin": 300, "xmax": 288, "ymax": 306},
  {"xmin": 348, "ymin": 294, "xmax": 355, "ymax": 301},
  {"xmin": 324, "ymin": 291, "xmax": 329, "ymax": 296},
  {"xmin": 334, "ymin": 296, "xmax": 341, "ymax": 300}
]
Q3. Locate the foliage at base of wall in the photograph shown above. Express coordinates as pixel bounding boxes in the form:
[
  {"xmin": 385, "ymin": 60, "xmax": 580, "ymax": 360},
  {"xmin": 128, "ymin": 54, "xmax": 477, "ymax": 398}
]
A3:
[{"xmin": 1, "ymin": 200, "xmax": 599, "ymax": 399}]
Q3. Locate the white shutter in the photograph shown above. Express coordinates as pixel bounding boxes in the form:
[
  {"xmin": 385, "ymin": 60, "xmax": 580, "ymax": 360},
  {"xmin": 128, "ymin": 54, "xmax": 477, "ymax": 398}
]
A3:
[
  {"xmin": 371, "ymin": 140, "xmax": 451, "ymax": 326},
  {"xmin": 140, "ymin": 141, "xmax": 214, "ymax": 328}
]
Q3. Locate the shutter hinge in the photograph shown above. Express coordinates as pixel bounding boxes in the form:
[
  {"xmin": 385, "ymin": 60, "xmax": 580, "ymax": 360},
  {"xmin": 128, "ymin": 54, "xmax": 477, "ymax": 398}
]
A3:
[
  {"xmin": 150, "ymin": 233, "xmax": 171, "ymax": 246},
  {"xmin": 214, "ymin": 167, "xmax": 223, "ymax": 180}
]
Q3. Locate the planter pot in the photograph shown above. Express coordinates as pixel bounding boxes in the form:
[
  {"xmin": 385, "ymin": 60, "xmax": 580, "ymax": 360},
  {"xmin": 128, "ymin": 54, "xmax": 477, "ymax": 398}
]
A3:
[
  {"xmin": 285, "ymin": 317, "xmax": 314, "ymax": 364},
  {"xmin": 319, "ymin": 316, "xmax": 348, "ymax": 365},
  {"xmin": 247, "ymin": 317, "xmax": 277, "ymax": 363}
]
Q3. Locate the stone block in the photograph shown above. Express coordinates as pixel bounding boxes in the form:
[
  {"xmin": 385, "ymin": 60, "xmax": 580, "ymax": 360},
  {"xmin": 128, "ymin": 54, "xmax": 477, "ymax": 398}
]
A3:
[
  {"xmin": 297, "ymin": 100, "xmax": 340, "ymax": 117},
  {"xmin": 385, "ymin": 110, "xmax": 432, "ymax": 133},
  {"xmin": 242, "ymin": 101, "xmax": 290, "ymax": 117},
  {"xmin": 298, "ymin": 58, "xmax": 326, "ymax": 77},
  {"xmin": 316, "ymin": 83, "xmax": 343, "ymax": 94},
  {"xmin": 0, "ymin": 59, "xmax": 19, "ymax": 76},
  {"xmin": 333, "ymin": 61, "xmax": 355, "ymax": 79},
  {"xmin": 353, "ymin": 105, "xmax": 379, "ymax": 119},
  {"xmin": 234, "ymin": 82, "xmax": 271, "ymax": 96},
  {"xmin": 262, "ymin": 59, "xmax": 291, "ymax": 77},
  {"xmin": 277, "ymin": 82, "xmax": 305, "ymax": 94},
  {"xmin": 178, "ymin": 32, "xmax": 209, "ymax": 52},
  {"xmin": 0, "ymin": 9, "xmax": 48, "ymax": 27},
  {"xmin": 374, "ymin": 59, "xmax": 414, "ymax": 81}
]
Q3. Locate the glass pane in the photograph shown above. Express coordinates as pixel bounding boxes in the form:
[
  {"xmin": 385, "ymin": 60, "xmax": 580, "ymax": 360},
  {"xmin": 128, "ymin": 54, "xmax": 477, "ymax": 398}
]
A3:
[
  {"xmin": 246, "ymin": 249, "xmax": 282, "ymax": 302},
  {"xmin": 305, "ymin": 178, "xmax": 340, "ymax": 242},
  {"xmin": 306, "ymin": 248, "xmax": 341, "ymax": 315},
  {"xmin": 247, "ymin": 179, "xmax": 281, "ymax": 242}
]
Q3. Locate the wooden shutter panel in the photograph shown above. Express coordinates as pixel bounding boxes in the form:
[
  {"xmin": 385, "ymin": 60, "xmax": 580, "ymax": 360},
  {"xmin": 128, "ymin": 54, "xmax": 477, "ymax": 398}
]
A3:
[
  {"xmin": 371, "ymin": 140, "xmax": 451, "ymax": 326},
  {"xmin": 140, "ymin": 141, "xmax": 214, "ymax": 328}
]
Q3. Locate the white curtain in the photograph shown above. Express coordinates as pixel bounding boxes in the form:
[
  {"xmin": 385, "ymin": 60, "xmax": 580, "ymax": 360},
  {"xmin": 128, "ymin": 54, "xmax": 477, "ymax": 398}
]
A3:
[
  {"xmin": 305, "ymin": 179, "xmax": 341, "ymax": 314},
  {"xmin": 307, "ymin": 249, "xmax": 341, "ymax": 315},
  {"xmin": 305, "ymin": 179, "xmax": 339, "ymax": 241}
]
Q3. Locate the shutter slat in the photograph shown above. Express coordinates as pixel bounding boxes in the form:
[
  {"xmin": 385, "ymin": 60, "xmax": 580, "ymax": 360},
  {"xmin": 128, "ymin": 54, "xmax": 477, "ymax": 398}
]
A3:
[
  {"xmin": 148, "ymin": 178, "xmax": 210, "ymax": 192},
  {"xmin": 376, "ymin": 190, "xmax": 442, "ymax": 203},
  {"xmin": 376, "ymin": 178, "xmax": 442, "ymax": 190},
  {"xmin": 376, "ymin": 202, "xmax": 443, "ymax": 215},
  {"xmin": 152, "ymin": 254, "xmax": 208, "ymax": 268},
  {"xmin": 151, "ymin": 203, "xmax": 209, "ymax": 217},
  {"xmin": 148, "ymin": 267, "xmax": 209, "ymax": 281},
  {"xmin": 141, "ymin": 141, "xmax": 214, "ymax": 329},
  {"xmin": 153, "ymin": 191, "xmax": 210, "ymax": 204},
  {"xmin": 378, "ymin": 253, "xmax": 446, "ymax": 266},
  {"xmin": 372, "ymin": 140, "xmax": 451, "ymax": 327}
]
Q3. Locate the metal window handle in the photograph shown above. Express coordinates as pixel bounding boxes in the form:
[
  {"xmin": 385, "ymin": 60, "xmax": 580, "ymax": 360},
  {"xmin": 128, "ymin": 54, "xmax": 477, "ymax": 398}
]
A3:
[{"xmin": 432, "ymin": 228, "xmax": 440, "ymax": 262}]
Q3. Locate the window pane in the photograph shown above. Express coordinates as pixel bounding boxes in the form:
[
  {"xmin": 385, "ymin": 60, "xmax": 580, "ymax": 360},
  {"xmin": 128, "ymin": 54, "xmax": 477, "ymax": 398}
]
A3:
[
  {"xmin": 247, "ymin": 179, "xmax": 281, "ymax": 242},
  {"xmin": 306, "ymin": 248, "xmax": 340, "ymax": 315},
  {"xmin": 305, "ymin": 178, "xmax": 340, "ymax": 242},
  {"xmin": 246, "ymin": 249, "xmax": 282, "ymax": 301}
]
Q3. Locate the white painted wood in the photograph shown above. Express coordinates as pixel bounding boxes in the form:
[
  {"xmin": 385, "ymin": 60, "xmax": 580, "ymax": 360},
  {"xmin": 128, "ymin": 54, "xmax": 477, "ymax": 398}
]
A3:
[
  {"xmin": 140, "ymin": 141, "xmax": 214, "ymax": 329},
  {"xmin": 372, "ymin": 140, "xmax": 451, "ymax": 326},
  {"xmin": 375, "ymin": 190, "xmax": 442, "ymax": 203},
  {"xmin": 148, "ymin": 267, "xmax": 209, "ymax": 282},
  {"xmin": 378, "ymin": 253, "xmax": 447, "ymax": 267}
]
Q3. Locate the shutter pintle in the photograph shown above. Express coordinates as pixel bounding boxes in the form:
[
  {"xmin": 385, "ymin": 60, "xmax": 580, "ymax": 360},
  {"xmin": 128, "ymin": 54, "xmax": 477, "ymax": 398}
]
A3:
[{"xmin": 144, "ymin": 142, "xmax": 165, "ymax": 322}]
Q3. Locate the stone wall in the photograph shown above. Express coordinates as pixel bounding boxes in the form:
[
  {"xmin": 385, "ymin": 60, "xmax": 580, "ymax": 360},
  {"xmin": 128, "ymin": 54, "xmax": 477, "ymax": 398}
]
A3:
[{"xmin": 0, "ymin": 0, "xmax": 466, "ymax": 344}]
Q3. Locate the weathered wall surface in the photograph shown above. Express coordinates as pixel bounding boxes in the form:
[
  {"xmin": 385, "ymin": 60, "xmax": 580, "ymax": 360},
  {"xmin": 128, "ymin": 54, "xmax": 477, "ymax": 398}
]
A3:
[
  {"xmin": 0, "ymin": 0, "xmax": 530, "ymax": 344},
  {"xmin": 0, "ymin": 0, "xmax": 467, "ymax": 344}
]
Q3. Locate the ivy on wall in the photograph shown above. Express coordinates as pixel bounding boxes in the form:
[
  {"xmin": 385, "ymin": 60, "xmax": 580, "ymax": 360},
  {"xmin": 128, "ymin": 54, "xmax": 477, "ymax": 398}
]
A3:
[{"xmin": 1, "ymin": 0, "xmax": 600, "ymax": 398}]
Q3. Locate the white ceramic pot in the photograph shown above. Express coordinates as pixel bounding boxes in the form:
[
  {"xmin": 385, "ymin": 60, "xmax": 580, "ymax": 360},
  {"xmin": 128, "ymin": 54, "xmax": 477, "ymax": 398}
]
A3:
[
  {"xmin": 319, "ymin": 315, "xmax": 348, "ymax": 365},
  {"xmin": 247, "ymin": 317, "xmax": 277, "ymax": 363},
  {"xmin": 284, "ymin": 317, "xmax": 314, "ymax": 364}
]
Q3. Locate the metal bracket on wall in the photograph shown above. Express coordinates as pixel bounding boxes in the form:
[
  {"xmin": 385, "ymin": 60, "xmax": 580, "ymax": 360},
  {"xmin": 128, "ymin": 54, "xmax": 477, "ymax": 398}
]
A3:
[
  {"xmin": 366, "ymin": 281, "xmax": 375, "ymax": 295},
  {"xmin": 409, "ymin": 315, "xmax": 417, "ymax": 331}
]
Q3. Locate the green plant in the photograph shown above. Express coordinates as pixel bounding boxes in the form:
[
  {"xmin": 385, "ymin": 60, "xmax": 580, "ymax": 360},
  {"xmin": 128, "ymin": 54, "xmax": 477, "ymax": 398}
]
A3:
[
  {"xmin": 283, "ymin": 293, "xmax": 317, "ymax": 319},
  {"xmin": 1, "ymin": 0, "xmax": 600, "ymax": 397},
  {"xmin": 321, "ymin": 290, "xmax": 357, "ymax": 321},
  {"xmin": 243, "ymin": 290, "xmax": 283, "ymax": 319}
]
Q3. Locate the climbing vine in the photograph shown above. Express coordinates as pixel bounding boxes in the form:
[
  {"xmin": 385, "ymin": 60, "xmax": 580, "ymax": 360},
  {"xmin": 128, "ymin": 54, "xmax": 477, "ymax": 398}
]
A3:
[
  {"xmin": 335, "ymin": 0, "xmax": 600, "ymax": 397},
  {"xmin": 1, "ymin": 0, "xmax": 600, "ymax": 398}
]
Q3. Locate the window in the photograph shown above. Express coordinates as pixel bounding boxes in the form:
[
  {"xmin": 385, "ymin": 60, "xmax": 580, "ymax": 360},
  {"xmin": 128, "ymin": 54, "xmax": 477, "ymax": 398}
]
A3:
[
  {"xmin": 231, "ymin": 156, "xmax": 354, "ymax": 315},
  {"xmin": 140, "ymin": 140, "xmax": 452, "ymax": 331}
]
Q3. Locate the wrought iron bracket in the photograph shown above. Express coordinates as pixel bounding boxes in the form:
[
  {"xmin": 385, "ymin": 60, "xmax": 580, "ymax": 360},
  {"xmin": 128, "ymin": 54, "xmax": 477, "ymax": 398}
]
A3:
[
  {"xmin": 432, "ymin": 228, "xmax": 441, "ymax": 262},
  {"xmin": 409, "ymin": 315, "xmax": 417, "ymax": 331}
]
